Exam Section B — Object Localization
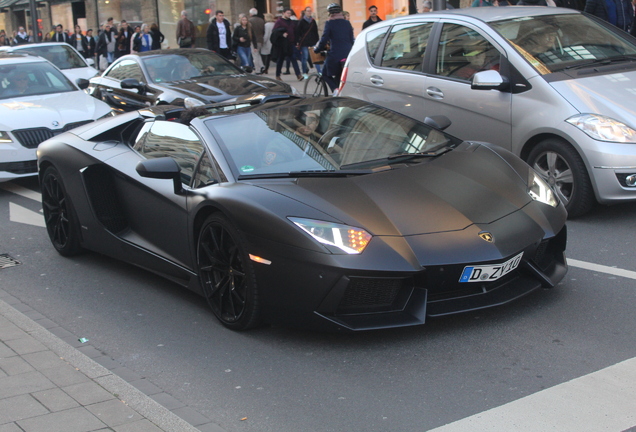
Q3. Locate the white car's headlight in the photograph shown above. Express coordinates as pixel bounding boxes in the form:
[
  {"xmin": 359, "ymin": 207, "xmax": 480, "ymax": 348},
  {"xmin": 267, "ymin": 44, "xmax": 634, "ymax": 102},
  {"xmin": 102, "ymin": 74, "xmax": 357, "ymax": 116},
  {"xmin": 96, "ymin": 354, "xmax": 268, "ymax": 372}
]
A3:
[
  {"xmin": 566, "ymin": 114, "xmax": 636, "ymax": 143},
  {"xmin": 528, "ymin": 170, "xmax": 558, "ymax": 207},
  {"xmin": 0, "ymin": 131, "xmax": 13, "ymax": 144},
  {"xmin": 289, "ymin": 217, "xmax": 372, "ymax": 254}
]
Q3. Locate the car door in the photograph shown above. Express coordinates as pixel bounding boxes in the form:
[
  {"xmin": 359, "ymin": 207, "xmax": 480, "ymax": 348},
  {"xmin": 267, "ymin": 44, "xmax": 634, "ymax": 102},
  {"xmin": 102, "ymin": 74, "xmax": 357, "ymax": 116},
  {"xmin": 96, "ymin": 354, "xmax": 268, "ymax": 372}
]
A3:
[
  {"xmin": 95, "ymin": 59, "xmax": 155, "ymax": 111},
  {"xmin": 357, "ymin": 21, "xmax": 435, "ymax": 121},
  {"xmin": 109, "ymin": 120, "xmax": 205, "ymax": 269},
  {"xmin": 424, "ymin": 21, "xmax": 512, "ymax": 149}
]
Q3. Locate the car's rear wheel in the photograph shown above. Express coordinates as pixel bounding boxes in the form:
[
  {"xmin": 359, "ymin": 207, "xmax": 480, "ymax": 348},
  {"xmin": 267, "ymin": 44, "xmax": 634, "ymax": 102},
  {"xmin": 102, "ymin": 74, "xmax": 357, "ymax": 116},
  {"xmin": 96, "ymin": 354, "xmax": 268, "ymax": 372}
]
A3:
[
  {"xmin": 41, "ymin": 166, "xmax": 83, "ymax": 256},
  {"xmin": 527, "ymin": 138, "xmax": 595, "ymax": 218},
  {"xmin": 197, "ymin": 213, "xmax": 261, "ymax": 330}
]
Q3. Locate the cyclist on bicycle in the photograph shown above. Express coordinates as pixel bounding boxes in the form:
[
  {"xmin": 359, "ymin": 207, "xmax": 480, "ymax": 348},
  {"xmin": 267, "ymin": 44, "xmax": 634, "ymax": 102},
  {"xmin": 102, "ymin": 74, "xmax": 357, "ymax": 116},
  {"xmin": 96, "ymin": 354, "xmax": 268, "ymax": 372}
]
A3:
[{"xmin": 313, "ymin": 3, "xmax": 354, "ymax": 95}]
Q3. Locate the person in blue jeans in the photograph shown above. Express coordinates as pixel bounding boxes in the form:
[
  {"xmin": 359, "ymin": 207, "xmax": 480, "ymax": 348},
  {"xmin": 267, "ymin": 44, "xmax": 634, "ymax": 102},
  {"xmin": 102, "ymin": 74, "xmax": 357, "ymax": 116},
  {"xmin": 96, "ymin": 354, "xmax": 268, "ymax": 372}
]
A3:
[
  {"xmin": 233, "ymin": 15, "xmax": 255, "ymax": 70},
  {"xmin": 314, "ymin": 3, "xmax": 354, "ymax": 94},
  {"xmin": 297, "ymin": 6, "xmax": 320, "ymax": 77}
]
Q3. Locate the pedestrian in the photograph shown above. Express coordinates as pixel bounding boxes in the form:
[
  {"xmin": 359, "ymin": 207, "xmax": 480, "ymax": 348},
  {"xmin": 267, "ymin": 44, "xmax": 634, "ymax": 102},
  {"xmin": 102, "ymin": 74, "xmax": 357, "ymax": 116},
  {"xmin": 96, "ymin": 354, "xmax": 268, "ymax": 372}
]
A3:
[
  {"xmin": 86, "ymin": 29, "xmax": 96, "ymax": 59},
  {"xmin": 176, "ymin": 10, "xmax": 196, "ymax": 48},
  {"xmin": 130, "ymin": 25, "xmax": 141, "ymax": 53},
  {"xmin": 206, "ymin": 10, "xmax": 233, "ymax": 60},
  {"xmin": 249, "ymin": 8, "xmax": 266, "ymax": 74},
  {"xmin": 272, "ymin": 8, "xmax": 302, "ymax": 81},
  {"xmin": 585, "ymin": 0, "xmax": 633, "ymax": 31},
  {"xmin": 150, "ymin": 23, "xmax": 164, "ymax": 50},
  {"xmin": 234, "ymin": 13, "xmax": 246, "ymax": 30},
  {"xmin": 343, "ymin": 11, "xmax": 351, "ymax": 20},
  {"xmin": 14, "ymin": 26, "xmax": 30, "ymax": 45},
  {"xmin": 471, "ymin": 0, "xmax": 496, "ymax": 6},
  {"xmin": 297, "ymin": 6, "xmax": 320, "ymax": 78},
  {"xmin": 96, "ymin": 24, "xmax": 116, "ymax": 69},
  {"xmin": 115, "ymin": 20, "xmax": 132, "ymax": 58},
  {"xmin": 70, "ymin": 25, "xmax": 89, "ymax": 58},
  {"xmin": 106, "ymin": 17, "xmax": 117, "ymax": 34},
  {"xmin": 43, "ymin": 26, "xmax": 55, "ymax": 42},
  {"xmin": 362, "ymin": 5, "xmax": 382, "ymax": 30},
  {"xmin": 261, "ymin": 13, "xmax": 275, "ymax": 75},
  {"xmin": 314, "ymin": 3, "xmax": 354, "ymax": 94},
  {"xmin": 133, "ymin": 24, "xmax": 153, "ymax": 52},
  {"xmin": 0, "ymin": 30, "xmax": 11, "ymax": 46},
  {"xmin": 233, "ymin": 15, "xmax": 255, "ymax": 71},
  {"xmin": 421, "ymin": 1, "xmax": 433, "ymax": 11},
  {"xmin": 50, "ymin": 24, "xmax": 67, "ymax": 43}
]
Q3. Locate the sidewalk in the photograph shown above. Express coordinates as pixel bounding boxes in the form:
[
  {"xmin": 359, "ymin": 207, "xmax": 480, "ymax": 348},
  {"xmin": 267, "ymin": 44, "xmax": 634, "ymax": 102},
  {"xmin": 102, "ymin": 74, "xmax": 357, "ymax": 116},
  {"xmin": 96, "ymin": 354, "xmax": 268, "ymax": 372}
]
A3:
[{"xmin": 0, "ymin": 288, "xmax": 223, "ymax": 432}]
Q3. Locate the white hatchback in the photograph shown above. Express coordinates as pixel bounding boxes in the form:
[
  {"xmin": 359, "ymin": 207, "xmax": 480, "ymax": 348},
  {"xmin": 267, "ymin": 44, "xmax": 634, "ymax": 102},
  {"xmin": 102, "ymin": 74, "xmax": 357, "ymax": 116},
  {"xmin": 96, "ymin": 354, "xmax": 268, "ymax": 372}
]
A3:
[{"xmin": 0, "ymin": 54, "xmax": 111, "ymax": 181}]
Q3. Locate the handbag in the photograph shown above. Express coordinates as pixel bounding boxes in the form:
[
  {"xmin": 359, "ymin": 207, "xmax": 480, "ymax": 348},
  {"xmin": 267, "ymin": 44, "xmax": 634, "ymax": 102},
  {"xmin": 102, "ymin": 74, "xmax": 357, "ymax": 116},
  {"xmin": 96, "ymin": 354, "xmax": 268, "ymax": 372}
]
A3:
[{"xmin": 179, "ymin": 37, "xmax": 192, "ymax": 48}]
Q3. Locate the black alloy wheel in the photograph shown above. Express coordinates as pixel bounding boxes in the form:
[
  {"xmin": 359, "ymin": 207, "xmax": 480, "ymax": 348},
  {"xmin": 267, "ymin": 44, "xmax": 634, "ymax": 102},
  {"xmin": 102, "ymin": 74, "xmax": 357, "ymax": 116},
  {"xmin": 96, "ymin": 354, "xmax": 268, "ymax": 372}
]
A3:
[
  {"xmin": 197, "ymin": 213, "xmax": 261, "ymax": 330},
  {"xmin": 527, "ymin": 138, "xmax": 595, "ymax": 218},
  {"xmin": 41, "ymin": 166, "xmax": 82, "ymax": 256}
]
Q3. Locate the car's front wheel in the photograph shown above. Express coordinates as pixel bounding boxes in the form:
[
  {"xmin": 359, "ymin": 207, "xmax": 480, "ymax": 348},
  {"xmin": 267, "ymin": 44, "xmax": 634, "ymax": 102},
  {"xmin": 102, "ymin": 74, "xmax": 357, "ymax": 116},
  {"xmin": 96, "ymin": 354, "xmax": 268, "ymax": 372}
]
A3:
[
  {"xmin": 41, "ymin": 166, "xmax": 83, "ymax": 256},
  {"xmin": 527, "ymin": 138, "xmax": 595, "ymax": 217},
  {"xmin": 197, "ymin": 213, "xmax": 261, "ymax": 330}
]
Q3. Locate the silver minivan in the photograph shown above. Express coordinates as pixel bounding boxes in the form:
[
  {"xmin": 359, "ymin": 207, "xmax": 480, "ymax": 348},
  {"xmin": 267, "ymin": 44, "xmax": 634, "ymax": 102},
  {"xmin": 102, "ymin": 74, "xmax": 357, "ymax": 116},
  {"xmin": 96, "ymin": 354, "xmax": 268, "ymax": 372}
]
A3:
[{"xmin": 340, "ymin": 7, "xmax": 636, "ymax": 216}]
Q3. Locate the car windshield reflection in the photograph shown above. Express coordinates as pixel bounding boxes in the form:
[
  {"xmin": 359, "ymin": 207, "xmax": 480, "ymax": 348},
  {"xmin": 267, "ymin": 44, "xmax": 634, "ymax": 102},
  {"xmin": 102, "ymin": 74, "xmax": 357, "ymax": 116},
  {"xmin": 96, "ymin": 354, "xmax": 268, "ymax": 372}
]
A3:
[
  {"xmin": 491, "ymin": 14, "xmax": 636, "ymax": 74},
  {"xmin": 142, "ymin": 51, "xmax": 242, "ymax": 83},
  {"xmin": 208, "ymin": 99, "xmax": 461, "ymax": 178},
  {"xmin": 0, "ymin": 62, "xmax": 77, "ymax": 99},
  {"xmin": 14, "ymin": 45, "xmax": 88, "ymax": 70}
]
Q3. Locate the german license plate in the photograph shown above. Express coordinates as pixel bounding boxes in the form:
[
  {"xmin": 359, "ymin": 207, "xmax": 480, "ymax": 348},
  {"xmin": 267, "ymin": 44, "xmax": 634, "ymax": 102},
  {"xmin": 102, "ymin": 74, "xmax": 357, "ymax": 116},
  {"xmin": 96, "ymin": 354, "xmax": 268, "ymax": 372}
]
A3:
[{"xmin": 459, "ymin": 252, "xmax": 523, "ymax": 283}]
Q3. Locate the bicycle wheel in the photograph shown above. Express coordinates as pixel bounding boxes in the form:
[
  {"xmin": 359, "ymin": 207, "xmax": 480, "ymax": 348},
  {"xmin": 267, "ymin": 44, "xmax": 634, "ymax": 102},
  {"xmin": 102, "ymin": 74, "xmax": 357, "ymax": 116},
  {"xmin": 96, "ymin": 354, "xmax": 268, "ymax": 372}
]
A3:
[{"xmin": 303, "ymin": 73, "xmax": 328, "ymax": 97}]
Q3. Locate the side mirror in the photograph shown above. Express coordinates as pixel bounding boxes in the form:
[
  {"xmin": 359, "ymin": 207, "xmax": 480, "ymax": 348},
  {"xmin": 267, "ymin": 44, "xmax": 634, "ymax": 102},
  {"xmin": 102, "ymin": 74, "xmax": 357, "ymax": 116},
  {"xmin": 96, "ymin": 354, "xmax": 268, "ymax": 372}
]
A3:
[
  {"xmin": 76, "ymin": 78, "xmax": 90, "ymax": 90},
  {"xmin": 136, "ymin": 157, "xmax": 183, "ymax": 194},
  {"xmin": 121, "ymin": 78, "xmax": 146, "ymax": 94},
  {"xmin": 471, "ymin": 70, "xmax": 509, "ymax": 91},
  {"xmin": 424, "ymin": 115, "xmax": 451, "ymax": 131}
]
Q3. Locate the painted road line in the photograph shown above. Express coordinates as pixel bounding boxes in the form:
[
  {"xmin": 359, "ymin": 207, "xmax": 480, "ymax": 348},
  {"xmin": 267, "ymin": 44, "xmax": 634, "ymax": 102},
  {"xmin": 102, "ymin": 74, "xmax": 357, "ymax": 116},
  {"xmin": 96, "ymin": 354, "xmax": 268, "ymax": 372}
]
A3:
[
  {"xmin": 9, "ymin": 202, "xmax": 46, "ymax": 227},
  {"xmin": 568, "ymin": 258, "xmax": 636, "ymax": 280},
  {"xmin": 429, "ymin": 357, "xmax": 636, "ymax": 432},
  {"xmin": 0, "ymin": 183, "xmax": 41, "ymax": 202}
]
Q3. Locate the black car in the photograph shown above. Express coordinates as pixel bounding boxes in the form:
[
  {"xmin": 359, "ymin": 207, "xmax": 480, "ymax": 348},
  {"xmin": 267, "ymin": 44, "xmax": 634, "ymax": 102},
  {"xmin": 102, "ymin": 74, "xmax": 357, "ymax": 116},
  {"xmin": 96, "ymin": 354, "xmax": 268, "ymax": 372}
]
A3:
[
  {"xmin": 38, "ymin": 96, "xmax": 567, "ymax": 331},
  {"xmin": 88, "ymin": 49, "xmax": 295, "ymax": 112}
]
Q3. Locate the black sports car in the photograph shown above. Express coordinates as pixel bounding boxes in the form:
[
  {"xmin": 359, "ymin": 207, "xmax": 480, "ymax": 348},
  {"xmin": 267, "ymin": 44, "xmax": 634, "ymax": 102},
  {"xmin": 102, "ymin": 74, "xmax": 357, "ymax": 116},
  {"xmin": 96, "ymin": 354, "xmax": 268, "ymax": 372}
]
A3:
[
  {"xmin": 38, "ymin": 96, "xmax": 567, "ymax": 331},
  {"xmin": 87, "ymin": 49, "xmax": 295, "ymax": 112}
]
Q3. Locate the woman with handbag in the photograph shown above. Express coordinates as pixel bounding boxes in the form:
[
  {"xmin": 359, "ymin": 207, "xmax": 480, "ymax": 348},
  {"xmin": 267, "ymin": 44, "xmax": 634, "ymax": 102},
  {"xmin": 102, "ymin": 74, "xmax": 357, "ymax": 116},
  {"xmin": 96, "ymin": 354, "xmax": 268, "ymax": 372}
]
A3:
[{"xmin": 297, "ymin": 7, "xmax": 320, "ymax": 78}]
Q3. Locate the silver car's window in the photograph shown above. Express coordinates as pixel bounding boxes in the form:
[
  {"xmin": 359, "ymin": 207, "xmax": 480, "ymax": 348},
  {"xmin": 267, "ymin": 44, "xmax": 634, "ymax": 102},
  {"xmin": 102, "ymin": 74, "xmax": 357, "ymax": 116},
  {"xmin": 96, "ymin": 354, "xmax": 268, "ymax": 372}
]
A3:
[
  {"xmin": 13, "ymin": 45, "xmax": 87, "ymax": 70},
  {"xmin": 435, "ymin": 24, "xmax": 501, "ymax": 81},
  {"xmin": 380, "ymin": 23, "xmax": 433, "ymax": 71},
  {"xmin": 137, "ymin": 121, "xmax": 204, "ymax": 185},
  {"xmin": 0, "ymin": 61, "xmax": 76, "ymax": 99},
  {"xmin": 366, "ymin": 26, "xmax": 390, "ymax": 63},
  {"xmin": 208, "ymin": 100, "xmax": 461, "ymax": 176},
  {"xmin": 490, "ymin": 14, "xmax": 636, "ymax": 74},
  {"xmin": 105, "ymin": 59, "xmax": 144, "ymax": 82}
]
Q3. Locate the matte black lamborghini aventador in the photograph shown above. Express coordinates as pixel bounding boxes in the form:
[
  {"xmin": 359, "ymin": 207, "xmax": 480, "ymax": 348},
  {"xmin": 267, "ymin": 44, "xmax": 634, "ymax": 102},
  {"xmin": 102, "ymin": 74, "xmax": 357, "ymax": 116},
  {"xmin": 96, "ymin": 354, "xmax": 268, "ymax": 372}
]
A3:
[{"xmin": 37, "ymin": 96, "xmax": 567, "ymax": 331}]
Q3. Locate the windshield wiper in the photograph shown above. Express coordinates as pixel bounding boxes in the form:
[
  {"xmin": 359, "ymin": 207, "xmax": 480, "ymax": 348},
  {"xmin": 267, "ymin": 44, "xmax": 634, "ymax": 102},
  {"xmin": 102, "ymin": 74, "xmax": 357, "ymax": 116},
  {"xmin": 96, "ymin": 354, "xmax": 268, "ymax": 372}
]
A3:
[
  {"xmin": 386, "ymin": 147, "xmax": 452, "ymax": 162},
  {"xmin": 237, "ymin": 168, "xmax": 390, "ymax": 180},
  {"xmin": 564, "ymin": 55, "xmax": 636, "ymax": 70}
]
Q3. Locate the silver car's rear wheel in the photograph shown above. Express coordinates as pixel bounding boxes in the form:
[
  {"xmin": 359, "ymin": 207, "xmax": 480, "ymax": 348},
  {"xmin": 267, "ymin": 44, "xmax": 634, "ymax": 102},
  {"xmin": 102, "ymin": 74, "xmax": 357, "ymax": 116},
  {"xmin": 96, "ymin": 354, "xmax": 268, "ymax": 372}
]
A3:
[{"xmin": 528, "ymin": 139, "xmax": 594, "ymax": 218}]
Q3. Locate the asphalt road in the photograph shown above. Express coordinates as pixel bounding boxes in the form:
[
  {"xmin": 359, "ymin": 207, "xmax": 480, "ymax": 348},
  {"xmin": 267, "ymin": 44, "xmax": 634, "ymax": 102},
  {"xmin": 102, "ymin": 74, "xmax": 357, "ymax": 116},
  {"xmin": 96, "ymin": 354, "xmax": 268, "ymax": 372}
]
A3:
[{"xmin": 1, "ymin": 176, "xmax": 636, "ymax": 432}]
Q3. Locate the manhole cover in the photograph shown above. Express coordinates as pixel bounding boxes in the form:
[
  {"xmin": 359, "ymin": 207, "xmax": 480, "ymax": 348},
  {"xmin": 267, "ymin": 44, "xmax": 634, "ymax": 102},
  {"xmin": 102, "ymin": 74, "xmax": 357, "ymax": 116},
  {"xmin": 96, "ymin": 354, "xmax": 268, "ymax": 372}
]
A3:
[{"xmin": 0, "ymin": 254, "xmax": 22, "ymax": 269}]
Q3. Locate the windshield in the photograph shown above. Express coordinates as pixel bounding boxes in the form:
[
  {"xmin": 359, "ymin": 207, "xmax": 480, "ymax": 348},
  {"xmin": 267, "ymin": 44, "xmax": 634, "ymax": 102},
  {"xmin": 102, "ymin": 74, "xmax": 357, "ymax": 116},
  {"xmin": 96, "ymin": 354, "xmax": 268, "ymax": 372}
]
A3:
[
  {"xmin": 208, "ymin": 99, "xmax": 461, "ymax": 177},
  {"xmin": 0, "ymin": 61, "xmax": 77, "ymax": 99},
  {"xmin": 14, "ymin": 45, "xmax": 88, "ymax": 70},
  {"xmin": 491, "ymin": 14, "xmax": 636, "ymax": 74},
  {"xmin": 142, "ymin": 51, "xmax": 242, "ymax": 82}
]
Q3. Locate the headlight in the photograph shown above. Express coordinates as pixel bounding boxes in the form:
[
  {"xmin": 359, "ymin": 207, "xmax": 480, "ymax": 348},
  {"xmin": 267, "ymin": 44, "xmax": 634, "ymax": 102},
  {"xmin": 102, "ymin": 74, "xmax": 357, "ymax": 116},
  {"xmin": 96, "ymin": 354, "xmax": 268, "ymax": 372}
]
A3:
[
  {"xmin": 528, "ymin": 170, "xmax": 558, "ymax": 207},
  {"xmin": 289, "ymin": 217, "xmax": 372, "ymax": 254},
  {"xmin": 566, "ymin": 114, "xmax": 636, "ymax": 143},
  {"xmin": 0, "ymin": 131, "xmax": 13, "ymax": 144},
  {"xmin": 184, "ymin": 97, "xmax": 206, "ymax": 108}
]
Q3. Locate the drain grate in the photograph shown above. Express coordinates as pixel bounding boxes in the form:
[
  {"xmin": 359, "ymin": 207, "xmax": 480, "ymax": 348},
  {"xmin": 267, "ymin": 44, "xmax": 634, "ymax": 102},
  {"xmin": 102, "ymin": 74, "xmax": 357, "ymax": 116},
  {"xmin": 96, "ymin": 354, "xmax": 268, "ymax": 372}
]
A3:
[{"xmin": 0, "ymin": 254, "xmax": 22, "ymax": 269}]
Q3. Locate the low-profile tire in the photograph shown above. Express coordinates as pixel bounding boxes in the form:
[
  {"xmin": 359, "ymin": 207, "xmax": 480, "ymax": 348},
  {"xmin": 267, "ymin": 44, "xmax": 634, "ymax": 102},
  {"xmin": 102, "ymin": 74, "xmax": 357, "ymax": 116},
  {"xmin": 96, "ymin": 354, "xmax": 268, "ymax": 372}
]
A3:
[
  {"xmin": 197, "ymin": 213, "xmax": 261, "ymax": 330},
  {"xmin": 303, "ymin": 73, "xmax": 328, "ymax": 97},
  {"xmin": 527, "ymin": 138, "xmax": 595, "ymax": 218},
  {"xmin": 41, "ymin": 166, "xmax": 83, "ymax": 256}
]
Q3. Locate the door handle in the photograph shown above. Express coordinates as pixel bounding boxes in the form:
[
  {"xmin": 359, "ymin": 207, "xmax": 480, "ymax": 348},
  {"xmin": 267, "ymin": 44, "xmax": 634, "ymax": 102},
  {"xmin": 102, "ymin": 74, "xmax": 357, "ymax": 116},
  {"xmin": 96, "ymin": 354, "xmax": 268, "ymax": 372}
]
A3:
[
  {"xmin": 426, "ymin": 87, "xmax": 444, "ymax": 99},
  {"xmin": 369, "ymin": 75, "xmax": 384, "ymax": 86}
]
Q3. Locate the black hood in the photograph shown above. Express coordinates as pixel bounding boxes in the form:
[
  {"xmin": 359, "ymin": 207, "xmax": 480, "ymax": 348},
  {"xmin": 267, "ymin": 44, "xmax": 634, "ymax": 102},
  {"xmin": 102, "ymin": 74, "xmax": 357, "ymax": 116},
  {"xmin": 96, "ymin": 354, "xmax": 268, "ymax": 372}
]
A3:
[
  {"xmin": 256, "ymin": 145, "xmax": 532, "ymax": 236},
  {"xmin": 159, "ymin": 74, "xmax": 292, "ymax": 102}
]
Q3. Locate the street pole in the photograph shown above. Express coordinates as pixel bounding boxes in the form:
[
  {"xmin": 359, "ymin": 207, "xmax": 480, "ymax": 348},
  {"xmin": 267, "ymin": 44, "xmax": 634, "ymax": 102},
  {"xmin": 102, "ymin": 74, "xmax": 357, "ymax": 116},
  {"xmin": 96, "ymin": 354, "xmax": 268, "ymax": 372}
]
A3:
[{"xmin": 29, "ymin": 0, "xmax": 39, "ymax": 42}]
